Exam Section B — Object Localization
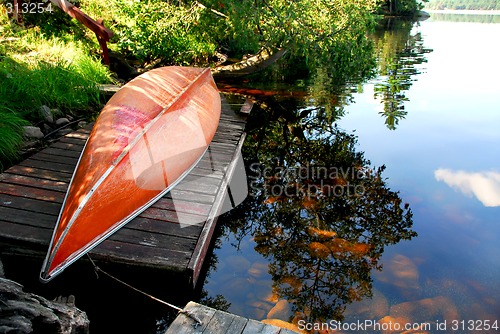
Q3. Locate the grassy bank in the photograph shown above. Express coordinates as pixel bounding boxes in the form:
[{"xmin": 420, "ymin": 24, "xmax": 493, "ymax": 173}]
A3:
[{"xmin": 0, "ymin": 7, "xmax": 113, "ymax": 170}]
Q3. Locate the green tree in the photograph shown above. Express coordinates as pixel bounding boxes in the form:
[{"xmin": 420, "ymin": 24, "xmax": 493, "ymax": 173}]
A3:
[{"xmin": 378, "ymin": 0, "xmax": 425, "ymax": 16}]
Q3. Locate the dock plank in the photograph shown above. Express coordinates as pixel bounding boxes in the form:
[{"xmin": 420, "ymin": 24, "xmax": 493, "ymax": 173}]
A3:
[
  {"xmin": 4, "ymin": 165, "xmax": 73, "ymax": 182},
  {"xmin": 165, "ymin": 302, "xmax": 298, "ymax": 334},
  {"xmin": 166, "ymin": 301, "xmax": 217, "ymax": 334}
]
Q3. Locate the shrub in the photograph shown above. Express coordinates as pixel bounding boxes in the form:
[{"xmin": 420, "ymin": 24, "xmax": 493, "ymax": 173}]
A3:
[{"xmin": 112, "ymin": 0, "xmax": 217, "ymax": 65}]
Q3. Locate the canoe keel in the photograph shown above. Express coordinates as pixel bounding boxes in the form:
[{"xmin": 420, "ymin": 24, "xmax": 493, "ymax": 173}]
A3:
[{"xmin": 40, "ymin": 67, "xmax": 221, "ymax": 282}]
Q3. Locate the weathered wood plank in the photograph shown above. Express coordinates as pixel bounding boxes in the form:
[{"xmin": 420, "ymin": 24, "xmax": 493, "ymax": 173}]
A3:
[
  {"xmin": 0, "ymin": 206, "xmax": 55, "ymax": 229},
  {"xmin": 0, "ymin": 173, "xmax": 68, "ymax": 193},
  {"xmin": 18, "ymin": 159, "xmax": 76, "ymax": 174},
  {"xmin": 50, "ymin": 141, "xmax": 83, "ymax": 153},
  {"xmin": 0, "ymin": 193, "xmax": 60, "ymax": 216},
  {"xmin": 0, "ymin": 220, "xmax": 52, "ymax": 246},
  {"xmin": 166, "ymin": 301, "xmax": 216, "ymax": 334},
  {"xmin": 42, "ymin": 147, "xmax": 83, "ymax": 158},
  {"xmin": 223, "ymin": 316, "xmax": 249, "ymax": 334},
  {"xmin": 108, "ymin": 228, "xmax": 196, "ymax": 253},
  {"xmin": 164, "ymin": 189, "xmax": 215, "ymax": 205},
  {"xmin": 30, "ymin": 152, "xmax": 78, "ymax": 166},
  {"xmin": 165, "ymin": 302, "xmax": 296, "ymax": 334},
  {"xmin": 0, "ymin": 182, "xmax": 64, "ymax": 203},
  {"xmin": 203, "ymin": 309, "xmax": 248, "ymax": 333},
  {"xmin": 50, "ymin": 136, "xmax": 87, "ymax": 147},
  {"xmin": 241, "ymin": 319, "xmax": 281, "ymax": 334},
  {"xmin": 139, "ymin": 207, "xmax": 206, "ymax": 225},
  {"xmin": 64, "ymin": 129, "xmax": 92, "ymax": 139},
  {"xmin": 152, "ymin": 198, "xmax": 211, "ymax": 216},
  {"xmin": 92, "ymin": 239, "xmax": 191, "ymax": 269},
  {"xmin": 4, "ymin": 165, "xmax": 72, "ymax": 182},
  {"xmin": 125, "ymin": 217, "xmax": 202, "ymax": 239}
]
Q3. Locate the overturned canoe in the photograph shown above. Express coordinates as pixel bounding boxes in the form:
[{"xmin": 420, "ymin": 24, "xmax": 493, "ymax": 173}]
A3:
[{"xmin": 40, "ymin": 67, "xmax": 221, "ymax": 282}]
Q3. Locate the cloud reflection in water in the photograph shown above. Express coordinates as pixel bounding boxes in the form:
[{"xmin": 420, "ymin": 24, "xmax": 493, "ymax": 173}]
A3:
[{"xmin": 435, "ymin": 169, "xmax": 500, "ymax": 207}]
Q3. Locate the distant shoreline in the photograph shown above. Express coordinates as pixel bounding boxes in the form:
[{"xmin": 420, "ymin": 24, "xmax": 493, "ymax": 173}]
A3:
[{"xmin": 424, "ymin": 9, "xmax": 500, "ymax": 15}]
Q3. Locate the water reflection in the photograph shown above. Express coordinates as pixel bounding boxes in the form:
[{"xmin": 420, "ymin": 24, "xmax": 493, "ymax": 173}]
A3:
[
  {"xmin": 435, "ymin": 169, "xmax": 500, "ymax": 207},
  {"xmin": 202, "ymin": 16, "xmax": 440, "ymax": 331},
  {"xmin": 207, "ymin": 100, "xmax": 417, "ymax": 325},
  {"xmin": 372, "ymin": 19, "xmax": 433, "ymax": 130},
  {"xmin": 429, "ymin": 12, "xmax": 500, "ymax": 23}
]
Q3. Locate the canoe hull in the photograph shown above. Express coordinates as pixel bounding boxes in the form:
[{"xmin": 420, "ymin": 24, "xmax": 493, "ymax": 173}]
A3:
[{"xmin": 41, "ymin": 67, "xmax": 221, "ymax": 281}]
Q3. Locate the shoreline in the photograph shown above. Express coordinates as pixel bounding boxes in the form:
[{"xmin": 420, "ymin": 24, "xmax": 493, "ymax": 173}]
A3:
[{"xmin": 424, "ymin": 9, "xmax": 500, "ymax": 15}]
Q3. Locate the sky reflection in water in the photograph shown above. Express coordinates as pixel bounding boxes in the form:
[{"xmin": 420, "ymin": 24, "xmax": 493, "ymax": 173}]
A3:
[
  {"xmin": 339, "ymin": 15, "xmax": 500, "ymax": 327},
  {"xmin": 204, "ymin": 14, "xmax": 500, "ymax": 331}
]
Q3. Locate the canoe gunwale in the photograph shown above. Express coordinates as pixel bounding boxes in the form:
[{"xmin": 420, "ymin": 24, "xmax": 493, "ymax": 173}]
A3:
[{"xmin": 40, "ymin": 67, "xmax": 219, "ymax": 282}]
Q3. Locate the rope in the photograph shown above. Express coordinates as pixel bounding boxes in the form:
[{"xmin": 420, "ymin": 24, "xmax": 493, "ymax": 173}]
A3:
[{"xmin": 86, "ymin": 255, "xmax": 203, "ymax": 328}]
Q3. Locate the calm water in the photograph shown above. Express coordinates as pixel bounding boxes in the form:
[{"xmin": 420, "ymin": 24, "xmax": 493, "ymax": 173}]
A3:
[{"xmin": 203, "ymin": 13, "xmax": 500, "ymax": 332}]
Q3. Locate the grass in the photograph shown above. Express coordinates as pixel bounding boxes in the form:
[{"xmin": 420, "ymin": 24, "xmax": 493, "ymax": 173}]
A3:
[
  {"xmin": 0, "ymin": 32, "xmax": 113, "ymax": 119},
  {"xmin": 0, "ymin": 107, "xmax": 28, "ymax": 171},
  {"xmin": 0, "ymin": 6, "xmax": 114, "ymax": 170}
]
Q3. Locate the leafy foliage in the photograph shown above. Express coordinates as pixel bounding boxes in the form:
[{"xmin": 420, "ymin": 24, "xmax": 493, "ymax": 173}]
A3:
[
  {"xmin": 377, "ymin": 0, "xmax": 426, "ymax": 16},
  {"xmin": 112, "ymin": 1, "xmax": 217, "ymax": 64}
]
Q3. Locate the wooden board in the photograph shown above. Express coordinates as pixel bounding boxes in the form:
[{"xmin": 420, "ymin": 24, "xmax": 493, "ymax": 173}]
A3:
[
  {"xmin": 165, "ymin": 302, "xmax": 298, "ymax": 334},
  {"xmin": 0, "ymin": 94, "xmax": 248, "ymax": 287}
]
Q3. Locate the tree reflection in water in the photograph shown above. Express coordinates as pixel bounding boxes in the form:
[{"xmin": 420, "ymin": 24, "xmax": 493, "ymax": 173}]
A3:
[
  {"xmin": 373, "ymin": 19, "xmax": 433, "ymax": 130},
  {"xmin": 218, "ymin": 98, "xmax": 417, "ymax": 325}
]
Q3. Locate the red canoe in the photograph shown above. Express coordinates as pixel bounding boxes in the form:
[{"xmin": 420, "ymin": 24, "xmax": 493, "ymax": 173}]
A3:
[{"xmin": 40, "ymin": 67, "xmax": 221, "ymax": 282}]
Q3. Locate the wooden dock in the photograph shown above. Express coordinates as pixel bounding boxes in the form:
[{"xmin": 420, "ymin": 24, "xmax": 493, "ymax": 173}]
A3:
[
  {"xmin": 166, "ymin": 302, "xmax": 298, "ymax": 334},
  {"xmin": 0, "ymin": 94, "xmax": 249, "ymax": 287}
]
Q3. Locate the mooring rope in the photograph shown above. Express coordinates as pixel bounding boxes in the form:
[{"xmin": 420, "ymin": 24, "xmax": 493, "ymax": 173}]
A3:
[{"xmin": 86, "ymin": 255, "xmax": 203, "ymax": 328}]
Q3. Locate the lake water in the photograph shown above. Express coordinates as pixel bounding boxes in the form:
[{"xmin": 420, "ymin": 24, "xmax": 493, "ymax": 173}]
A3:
[{"xmin": 203, "ymin": 13, "xmax": 500, "ymax": 332}]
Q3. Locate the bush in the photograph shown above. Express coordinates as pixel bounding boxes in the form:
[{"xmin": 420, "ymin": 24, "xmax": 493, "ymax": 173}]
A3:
[{"xmin": 115, "ymin": 1, "xmax": 217, "ymax": 64}]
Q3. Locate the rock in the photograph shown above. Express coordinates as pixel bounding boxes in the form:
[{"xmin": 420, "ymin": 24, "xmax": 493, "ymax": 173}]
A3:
[
  {"xmin": 0, "ymin": 278, "xmax": 89, "ymax": 334},
  {"xmin": 23, "ymin": 126, "xmax": 44, "ymax": 139},
  {"xmin": 40, "ymin": 105, "xmax": 54, "ymax": 124},
  {"xmin": 388, "ymin": 296, "xmax": 459, "ymax": 325},
  {"xmin": 43, "ymin": 123, "xmax": 54, "ymax": 133},
  {"xmin": 245, "ymin": 300, "xmax": 270, "ymax": 320},
  {"xmin": 248, "ymin": 262, "xmax": 269, "ymax": 279},
  {"xmin": 374, "ymin": 254, "xmax": 420, "ymax": 298},
  {"xmin": 55, "ymin": 118, "xmax": 70, "ymax": 127},
  {"xmin": 77, "ymin": 121, "xmax": 88, "ymax": 129},
  {"xmin": 344, "ymin": 288, "xmax": 389, "ymax": 320},
  {"xmin": 266, "ymin": 299, "xmax": 291, "ymax": 321},
  {"xmin": 377, "ymin": 296, "xmax": 459, "ymax": 334}
]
